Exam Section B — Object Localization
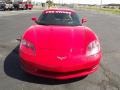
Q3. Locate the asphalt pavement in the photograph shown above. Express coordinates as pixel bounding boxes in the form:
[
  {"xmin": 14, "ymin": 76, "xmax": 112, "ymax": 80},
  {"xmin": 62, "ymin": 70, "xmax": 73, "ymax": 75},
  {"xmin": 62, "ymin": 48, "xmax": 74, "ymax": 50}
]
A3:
[{"xmin": 0, "ymin": 9, "xmax": 120, "ymax": 90}]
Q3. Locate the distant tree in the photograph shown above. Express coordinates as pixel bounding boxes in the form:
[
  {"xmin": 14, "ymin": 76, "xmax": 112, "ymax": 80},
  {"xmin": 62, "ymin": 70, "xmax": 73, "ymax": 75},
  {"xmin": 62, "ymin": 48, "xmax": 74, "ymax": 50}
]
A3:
[
  {"xmin": 119, "ymin": 6, "xmax": 120, "ymax": 9},
  {"xmin": 46, "ymin": 0, "xmax": 53, "ymax": 8}
]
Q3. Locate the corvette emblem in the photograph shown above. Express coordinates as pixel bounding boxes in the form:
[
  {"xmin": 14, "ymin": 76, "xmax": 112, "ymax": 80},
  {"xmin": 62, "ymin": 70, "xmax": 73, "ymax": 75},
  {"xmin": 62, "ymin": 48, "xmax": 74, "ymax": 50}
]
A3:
[{"xmin": 57, "ymin": 56, "xmax": 67, "ymax": 60}]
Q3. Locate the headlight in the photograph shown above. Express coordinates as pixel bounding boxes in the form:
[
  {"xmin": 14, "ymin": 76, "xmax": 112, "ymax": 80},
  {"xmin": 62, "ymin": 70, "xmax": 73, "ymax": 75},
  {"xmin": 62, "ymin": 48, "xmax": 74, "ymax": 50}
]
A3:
[
  {"xmin": 86, "ymin": 40, "xmax": 100, "ymax": 56},
  {"xmin": 20, "ymin": 39, "xmax": 35, "ymax": 55}
]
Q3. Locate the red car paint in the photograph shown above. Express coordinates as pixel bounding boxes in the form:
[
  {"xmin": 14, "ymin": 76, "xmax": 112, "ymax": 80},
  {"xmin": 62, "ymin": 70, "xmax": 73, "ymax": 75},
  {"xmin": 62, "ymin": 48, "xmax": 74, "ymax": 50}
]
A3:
[
  {"xmin": 19, "ymin": 8, "xmax": 102, "ymax": 80},
  {"xmin": 27, "ymin": 3, "xmax": 33, "ymax": 9}
]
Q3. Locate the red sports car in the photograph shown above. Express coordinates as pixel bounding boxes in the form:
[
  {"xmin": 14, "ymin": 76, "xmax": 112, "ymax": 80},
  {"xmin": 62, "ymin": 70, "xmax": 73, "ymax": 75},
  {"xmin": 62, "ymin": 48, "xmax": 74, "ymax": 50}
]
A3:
[{"xmin": 19, "ymin": 8, "xmax": 102, "ymax": 80}]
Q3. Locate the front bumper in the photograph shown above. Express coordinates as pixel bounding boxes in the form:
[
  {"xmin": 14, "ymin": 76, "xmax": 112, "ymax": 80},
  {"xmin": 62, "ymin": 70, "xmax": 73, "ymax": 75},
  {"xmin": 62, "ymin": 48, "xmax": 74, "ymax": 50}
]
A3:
[{"xmin": 20, "ymin": 53, "xmax": 101, "ymax": 80}]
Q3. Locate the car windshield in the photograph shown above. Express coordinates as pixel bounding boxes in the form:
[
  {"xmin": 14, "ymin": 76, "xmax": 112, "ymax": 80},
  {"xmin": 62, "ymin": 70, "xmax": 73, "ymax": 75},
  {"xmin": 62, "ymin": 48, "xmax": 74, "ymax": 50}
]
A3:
[{"xmin": 37, "ymin": 11, "xmax": 81, "ymax": 26}]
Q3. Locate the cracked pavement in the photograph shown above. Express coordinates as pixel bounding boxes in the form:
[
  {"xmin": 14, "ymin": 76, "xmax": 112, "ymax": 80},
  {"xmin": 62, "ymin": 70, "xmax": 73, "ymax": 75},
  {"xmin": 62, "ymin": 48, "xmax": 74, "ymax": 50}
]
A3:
[{"xmin": 0, "ymin": 9, "xmax": 120, "ymax": 90}]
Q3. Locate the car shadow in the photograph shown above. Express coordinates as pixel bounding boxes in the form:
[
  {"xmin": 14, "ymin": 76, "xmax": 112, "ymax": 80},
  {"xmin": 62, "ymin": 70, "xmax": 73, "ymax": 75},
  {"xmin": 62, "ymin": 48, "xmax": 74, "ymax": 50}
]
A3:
[{"xmin": 4, "ymin": 46, "xmax": 87, "ymax": 85}]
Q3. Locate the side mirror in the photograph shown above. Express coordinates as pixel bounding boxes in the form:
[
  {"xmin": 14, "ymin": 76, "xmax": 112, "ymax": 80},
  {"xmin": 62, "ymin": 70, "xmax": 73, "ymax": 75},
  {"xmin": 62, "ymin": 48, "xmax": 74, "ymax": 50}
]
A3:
[
  {"xmin": 16, "ymin": 36, "xmax": 21, "ymax": 42},
  {"xmin": 32, "ymin": 17, "xmax": 37, "ymax": 22},
  {"xmin": 81, "ymin": 17, "xmax": 87, "ymax": 24}
]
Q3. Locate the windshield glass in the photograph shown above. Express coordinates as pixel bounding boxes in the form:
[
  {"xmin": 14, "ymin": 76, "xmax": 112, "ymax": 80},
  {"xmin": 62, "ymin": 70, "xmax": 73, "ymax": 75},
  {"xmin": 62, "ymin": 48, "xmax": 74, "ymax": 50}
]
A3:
[{"xmin": 37, "ymin": 11, "xmax": 81, "ymax": 26}]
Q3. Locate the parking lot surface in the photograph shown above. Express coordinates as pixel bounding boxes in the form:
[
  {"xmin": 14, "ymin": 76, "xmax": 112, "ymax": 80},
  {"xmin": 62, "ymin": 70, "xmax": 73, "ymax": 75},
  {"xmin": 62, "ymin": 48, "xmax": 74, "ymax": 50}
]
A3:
[{"xmin": 0, "ymin": 9, "xmax": 120, "ymax": 90}]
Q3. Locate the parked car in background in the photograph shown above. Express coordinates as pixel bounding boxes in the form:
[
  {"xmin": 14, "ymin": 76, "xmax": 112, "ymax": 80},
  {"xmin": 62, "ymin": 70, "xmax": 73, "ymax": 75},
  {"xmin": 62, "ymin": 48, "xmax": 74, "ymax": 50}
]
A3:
[
  {"xmin": 0, "ymin": 0, "xmax": 6, "ymax": 11},
  {"xmin": 0, "ymin": 0, "xmax": 13, "ymax": 10},
  {"xmin": 13, "ymin": 1, "xmax": 25, "ymax": 10},
  {"xmin": 13, "ymin": 1, "xmax": 33, "ymax": 10},
  {"xmin": 0, "ymin": 0, "xmax": 33, "ymax": 11},
  {"xmin": 5, "ymin": 1, "xmax": 13, "ymax": 10},
  {"xmin": 18, "ymin": 1, "xmax": 26, "ymax": 10},
  {"xmin": 25, "ymin": 2, "xmax": 33, "ymax": 10}
]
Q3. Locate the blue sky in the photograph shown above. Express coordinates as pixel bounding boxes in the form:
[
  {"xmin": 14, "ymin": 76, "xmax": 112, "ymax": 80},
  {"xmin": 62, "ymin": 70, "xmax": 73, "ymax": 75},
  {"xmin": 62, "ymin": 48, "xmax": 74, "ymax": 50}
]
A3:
[{"xmin": 31, "ymin": 0, "xmax": 120, "ymax": 4}]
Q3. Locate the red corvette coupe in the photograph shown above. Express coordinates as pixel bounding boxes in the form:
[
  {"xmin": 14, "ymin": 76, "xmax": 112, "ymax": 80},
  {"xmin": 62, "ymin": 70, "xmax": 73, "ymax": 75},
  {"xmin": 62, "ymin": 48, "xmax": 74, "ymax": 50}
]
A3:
[{"xmin": 19, "ymin": 8, "xmax": 102, "ymax": 80}]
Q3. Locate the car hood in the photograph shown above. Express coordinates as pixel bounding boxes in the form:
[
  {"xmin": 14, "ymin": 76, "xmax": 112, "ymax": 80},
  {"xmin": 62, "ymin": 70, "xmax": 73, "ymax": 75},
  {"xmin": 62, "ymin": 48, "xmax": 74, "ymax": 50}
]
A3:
[
  {"xmin": 31, "ymin": 25, "xmax": 86, "ymax": 54},
  {"xmin": 22, "ymin": 25, "xmax": 89, "ymax": 71}
]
